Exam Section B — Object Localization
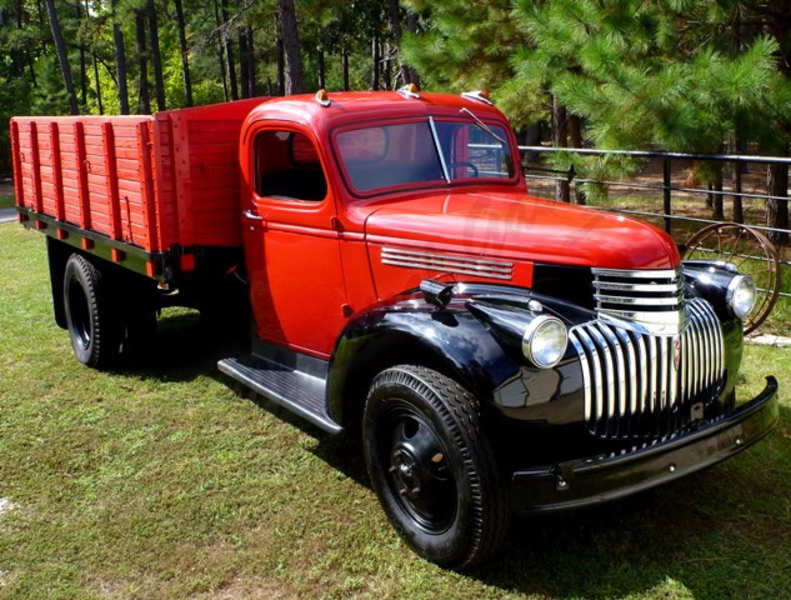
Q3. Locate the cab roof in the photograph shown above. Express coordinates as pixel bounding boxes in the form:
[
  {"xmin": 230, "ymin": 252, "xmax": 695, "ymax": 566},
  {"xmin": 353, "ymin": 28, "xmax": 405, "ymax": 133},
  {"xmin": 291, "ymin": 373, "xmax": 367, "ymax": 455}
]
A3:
[{"xmin": 242, "ymin": 91, "xmax": 510, "ymax": 136}]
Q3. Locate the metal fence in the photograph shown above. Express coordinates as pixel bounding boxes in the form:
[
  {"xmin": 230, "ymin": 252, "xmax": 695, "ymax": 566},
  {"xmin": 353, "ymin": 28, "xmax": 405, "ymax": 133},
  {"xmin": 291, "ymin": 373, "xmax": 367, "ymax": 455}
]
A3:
[{"xmin": 517, "ymin": 145, "xmax": 791, "ymax": 302}]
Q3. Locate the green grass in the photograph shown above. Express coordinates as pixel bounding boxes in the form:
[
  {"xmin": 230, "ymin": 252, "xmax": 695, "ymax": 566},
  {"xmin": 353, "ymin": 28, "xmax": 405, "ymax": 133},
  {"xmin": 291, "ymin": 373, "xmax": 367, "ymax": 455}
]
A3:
[
  {"xmin": 0, "ymin": 224, "xmax": 790, "ymax": 599},
  {"xmin": 0, "ymin": 191, "xmax": 14, "ymax": 210}
]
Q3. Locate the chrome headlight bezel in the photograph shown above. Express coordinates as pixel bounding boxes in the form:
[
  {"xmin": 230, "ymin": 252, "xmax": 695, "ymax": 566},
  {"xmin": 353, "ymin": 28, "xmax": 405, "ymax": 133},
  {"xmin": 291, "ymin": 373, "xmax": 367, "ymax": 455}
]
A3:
[
  {"xmin": 726, "ymin": 274, "xmax": 757, "ymax": 319},
  {"xmin": 521, "ymin": 315, "xmax": 568, "ymax": 369}
]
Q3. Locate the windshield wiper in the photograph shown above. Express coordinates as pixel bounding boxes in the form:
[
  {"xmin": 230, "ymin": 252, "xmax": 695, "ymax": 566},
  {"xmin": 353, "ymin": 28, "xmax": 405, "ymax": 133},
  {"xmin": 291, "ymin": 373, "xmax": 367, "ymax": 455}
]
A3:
[{"xmin": 460, "ymin": 108, "xmax": 508, "ymax": 145}]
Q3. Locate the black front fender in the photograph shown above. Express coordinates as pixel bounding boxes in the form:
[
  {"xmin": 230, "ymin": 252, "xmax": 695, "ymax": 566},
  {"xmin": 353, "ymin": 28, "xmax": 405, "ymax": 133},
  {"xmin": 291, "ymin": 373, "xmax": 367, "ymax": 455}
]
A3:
[{"xmin": 326, "ymin": 292, "xmax": 584, "ymax": 428}]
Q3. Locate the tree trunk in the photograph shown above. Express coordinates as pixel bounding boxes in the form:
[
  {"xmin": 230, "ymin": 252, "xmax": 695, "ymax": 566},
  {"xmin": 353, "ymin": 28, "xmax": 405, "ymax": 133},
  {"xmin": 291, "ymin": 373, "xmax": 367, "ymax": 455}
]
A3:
[
  {"xmin": 238, "ymin": 27, "xmax": 250, "ymax": 99},
  {"xmin": 173, "ymin": 0, "xmax": 193, "ymax": 106},
  {"xmin": 212, "ymin": 0, "xmax": 229, "ymax": 102},
  {"xmin": 220, "ymin": 0, "xmax": 238, "ymax": 100},
  {"xmin": 318, "ymin": 48, "xmax": 325, "ymax": 89},
  {"xmin": 731, "ymin": 135, "xmax": 743, "ymax": 223},
  {"xmin": 387, "ymin": 0, "xmax": 419, "ymax": 86},
  {"xmin": 370, "ymin": 32, "xmax": 380, "ymax": 90},
  {"xmin": 276, "ymin": 34, "xmax": 285, "ymax": 95},
  {"xmin": 135, "ymin": 11, "xmax": 151, "ymax": 114},
  {"xmin": 712, "ymin": 174, "xmax": 724, "ymax": 221},
  {"xmin": 551, "ymin": 95, "xmax": 569, "ymax": 202},
  {"xmin": 766, "ymin": 156, "xmax": 790, "ymax": 246},
  {"xmin": 278, "ymin": 0, "xmax": 303, "ymax": 95},
  {"xmin": 93, "ymin": 54, "xmax": 103, "ymax": 114},
  {"xmin": 111, "ymin": 0, "xmax": 129, "ymax": 114},
  {"xmin": 404, "ymin": 11, "xmax": 420, "ymax": 87},
  {"xmin": 522, "ymin": 123, "xmax": 541, "ymax": 164},
  {"xmin": 382, "ymin": 42, "xmax": 392, "ymax": 90},
  {"xmin": 342, "ymin": 48, "xmax": 349, "ymax": 91},
  {"xmin": 27, "ymin": 53, "xmax": 38, "ymax": 88},
  {"xmin": 247, "ymin": 23, "xmax": 256, "ymax": 96},
  {"xmin": 147, "ymin": 0, "xmax": 166, "ymax": 111},
  {"xmin": 568, "ymin": 114, "xmax": 585, "ymax": 205},
  {"xmin": 74, "ymin": 1, "xmax": 87, "ymax": 111},
  {"xmin": 44, "ymin": 0, "xmax": 79, "ymax": 115}
]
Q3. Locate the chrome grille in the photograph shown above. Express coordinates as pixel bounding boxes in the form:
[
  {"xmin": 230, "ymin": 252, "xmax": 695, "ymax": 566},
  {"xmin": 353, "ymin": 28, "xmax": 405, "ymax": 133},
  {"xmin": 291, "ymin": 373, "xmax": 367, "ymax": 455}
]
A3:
[
  {"xmin": 592, "ymin": 267, "xmax": 685, "ymax": 335},
  {"xmin": 570, "ymin": 298, "xmax": 725, "ymax": 439},
  {"xmin": 381, "ymin": 246, "xmax": 513, "ymax": 280}
]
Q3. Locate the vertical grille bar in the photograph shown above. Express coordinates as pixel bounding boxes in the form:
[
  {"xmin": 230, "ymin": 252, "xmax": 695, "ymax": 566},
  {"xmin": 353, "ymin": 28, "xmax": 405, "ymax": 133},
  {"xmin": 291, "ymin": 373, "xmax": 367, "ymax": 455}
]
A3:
[{"xmin": 574, "ymin": 297, "xmax": 725, "ymax": 439}]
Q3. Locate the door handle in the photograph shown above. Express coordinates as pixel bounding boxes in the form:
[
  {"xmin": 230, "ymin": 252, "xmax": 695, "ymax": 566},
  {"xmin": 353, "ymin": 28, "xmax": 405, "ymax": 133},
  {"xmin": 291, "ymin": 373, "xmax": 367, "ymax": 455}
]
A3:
[{"xmin": 243, "ymin": 209, "xmax": 264, "ymax": 221}]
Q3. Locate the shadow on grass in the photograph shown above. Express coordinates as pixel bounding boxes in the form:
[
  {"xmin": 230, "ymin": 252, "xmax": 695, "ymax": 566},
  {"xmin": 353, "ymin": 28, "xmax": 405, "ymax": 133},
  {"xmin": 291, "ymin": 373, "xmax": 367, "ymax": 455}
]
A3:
[
  {"xmin": 309, "ymin": 407, "xmax": 791, "ymax": 599},
  {"xmin": 118, "ymin": 310, "xmax": 251, "ymax": 382},
  {"xmin": 125, "ymin": 312, "xmax": 789, "ymax": 598}
]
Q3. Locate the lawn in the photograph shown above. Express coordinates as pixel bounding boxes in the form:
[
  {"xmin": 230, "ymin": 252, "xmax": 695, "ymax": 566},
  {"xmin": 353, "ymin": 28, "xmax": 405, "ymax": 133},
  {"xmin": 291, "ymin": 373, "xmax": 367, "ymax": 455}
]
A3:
[
  {"xmin": 0, "ymin": 185, "xmax": 14, "ymax": 210},
  {"xmin": 0, "ymin": 224, "xmax": 789, "ymax": 600}
]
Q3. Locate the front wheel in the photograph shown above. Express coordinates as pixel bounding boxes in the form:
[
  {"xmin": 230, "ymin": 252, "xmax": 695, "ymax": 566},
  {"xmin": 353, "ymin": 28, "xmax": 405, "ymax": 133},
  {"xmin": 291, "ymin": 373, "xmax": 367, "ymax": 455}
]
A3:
[{"xmin": 363, "ymin": 365, "xmax": 509, "ymax": 569}]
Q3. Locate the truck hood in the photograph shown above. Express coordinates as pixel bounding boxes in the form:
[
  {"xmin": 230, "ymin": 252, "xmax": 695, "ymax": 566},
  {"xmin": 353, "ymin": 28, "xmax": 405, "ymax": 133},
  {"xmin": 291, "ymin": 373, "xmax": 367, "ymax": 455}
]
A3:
[{"xmin": 363, "ymin": 190, "xmax": 680, "ymax": 270}]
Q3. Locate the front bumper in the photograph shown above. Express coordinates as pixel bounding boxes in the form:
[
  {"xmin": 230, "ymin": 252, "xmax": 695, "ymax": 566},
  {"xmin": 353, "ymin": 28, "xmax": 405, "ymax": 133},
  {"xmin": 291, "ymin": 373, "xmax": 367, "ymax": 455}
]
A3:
[{"xmin": 510, "ymin": 376, "xmax": 779, "ymax": 513}]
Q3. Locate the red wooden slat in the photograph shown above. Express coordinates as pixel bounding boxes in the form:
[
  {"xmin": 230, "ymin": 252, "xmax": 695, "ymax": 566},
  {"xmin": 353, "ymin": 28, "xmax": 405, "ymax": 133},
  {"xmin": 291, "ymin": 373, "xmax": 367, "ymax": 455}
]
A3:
[
  {"xmin": 137, "ymin": 122, "xmax": 158, "ymax": 252},
  {"xmin": 29, "ymin": 122, "xmax": 43, "ymax": 213},
  {"xmin": 10, "ymin": 121, "xmax": 24, "ymax": 208},
  {"xmin": 73, "ymin": 121, "xmax": 92, "ymax": 230},
  {"xmin": 101, "ymin": 122, "xmax": 122, "ymax": 241},
  {"xmin": 49, "ymin": 122, "xmax": 66, "ymax": 221}
]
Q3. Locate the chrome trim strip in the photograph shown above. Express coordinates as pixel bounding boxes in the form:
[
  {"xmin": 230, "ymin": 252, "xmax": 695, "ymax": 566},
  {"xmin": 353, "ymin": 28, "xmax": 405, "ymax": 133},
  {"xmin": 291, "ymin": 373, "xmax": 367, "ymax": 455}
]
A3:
[
  {"xmin": 586, "ymin": 325, "xmax": 615, "ymax": 426},
  {"xmin": 593, "ymin": 281, "xmax": 684, "ymax": 293},
  {"xmin": 382, "ymin": 247, "xmax": 512, "ymax": 268},
  {"xmin": 428, "ymin": 116, "xmax": 450, "ymax": 183},
  {"xmin": 595, "ymin": 294, "xmax": 683, "ymax": 307},
  {"xmin": 637, "ymin": 334, "xmax": 648, "ymax": 419},
  {"xmin": 570, "ymin": 333, "xmax": 592, "ymax": 422},
  {"xmin": 591, "ymin": 267, "xmax": 682, "ymax": 279},
  {"xmin": 381, "ymin": 247, "xmax": 514, "ymax": 281},
  {"xmin": 577, "ymin": 327, "xmax": 603, "ymax": 429}
]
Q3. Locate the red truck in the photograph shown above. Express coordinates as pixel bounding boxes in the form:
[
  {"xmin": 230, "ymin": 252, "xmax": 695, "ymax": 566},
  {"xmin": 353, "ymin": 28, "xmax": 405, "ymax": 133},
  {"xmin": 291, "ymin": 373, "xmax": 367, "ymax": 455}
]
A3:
[{"xmin": 10, "ymin": 87, "xmax": 778, "ymax": 568}]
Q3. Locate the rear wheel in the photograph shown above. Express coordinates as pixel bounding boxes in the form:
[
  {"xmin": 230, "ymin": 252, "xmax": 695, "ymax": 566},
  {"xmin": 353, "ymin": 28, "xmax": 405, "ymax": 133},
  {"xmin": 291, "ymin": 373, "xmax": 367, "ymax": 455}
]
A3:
[
  {"xmin": 363, "ymin": 365, "xmax": 508, "ymax": 569},
  {"xmin": 63, "ymin": 254, "xmax": 120, "ymax": 368}
]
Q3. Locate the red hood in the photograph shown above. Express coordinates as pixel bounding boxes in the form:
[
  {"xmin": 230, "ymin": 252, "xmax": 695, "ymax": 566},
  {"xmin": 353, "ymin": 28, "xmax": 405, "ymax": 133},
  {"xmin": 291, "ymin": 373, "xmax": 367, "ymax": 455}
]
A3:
[{"xmin": 363, "ymin": 190, "xmax": 680, "ymax": 270}]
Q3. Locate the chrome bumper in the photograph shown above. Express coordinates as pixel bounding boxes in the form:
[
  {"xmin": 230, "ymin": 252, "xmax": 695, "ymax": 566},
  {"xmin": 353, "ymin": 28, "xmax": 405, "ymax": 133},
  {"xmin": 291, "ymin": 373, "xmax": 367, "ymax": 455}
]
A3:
[{"xmin": 510, "ymin": 376, "xmax": 779, "ymax": 513}]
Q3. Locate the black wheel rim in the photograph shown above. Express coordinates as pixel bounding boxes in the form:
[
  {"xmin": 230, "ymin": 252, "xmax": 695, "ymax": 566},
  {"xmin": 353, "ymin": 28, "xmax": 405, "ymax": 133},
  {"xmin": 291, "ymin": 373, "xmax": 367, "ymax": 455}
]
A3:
[
  {"xmin": 68, "ymin": 278, "xmax": 92, "ymax": 349},
  {"xmin": 376, "ymin": 400, "xmax": 458, "ymax": 533}
]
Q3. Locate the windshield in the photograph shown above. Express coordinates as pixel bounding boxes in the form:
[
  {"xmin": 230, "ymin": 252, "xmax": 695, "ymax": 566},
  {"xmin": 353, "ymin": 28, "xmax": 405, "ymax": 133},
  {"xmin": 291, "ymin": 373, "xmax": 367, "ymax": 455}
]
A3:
[{"xmin": 335, "ymin": 118, "xmax": 516, "ymax": 194}]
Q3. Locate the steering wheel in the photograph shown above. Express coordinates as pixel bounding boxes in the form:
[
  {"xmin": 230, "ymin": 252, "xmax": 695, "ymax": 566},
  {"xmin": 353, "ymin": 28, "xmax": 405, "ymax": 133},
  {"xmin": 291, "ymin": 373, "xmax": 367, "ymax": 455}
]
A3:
[{"xmin": 447, "ymin": 161, "xmax": 479, "ymax": 178}]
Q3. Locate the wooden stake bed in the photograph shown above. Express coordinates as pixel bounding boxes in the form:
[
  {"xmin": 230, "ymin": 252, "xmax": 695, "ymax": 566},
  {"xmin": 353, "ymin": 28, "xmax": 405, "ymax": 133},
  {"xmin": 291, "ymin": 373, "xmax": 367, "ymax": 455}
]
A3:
[{"xmin": 10, "ymin": 98, "xmax": 266, "ymax": 282}]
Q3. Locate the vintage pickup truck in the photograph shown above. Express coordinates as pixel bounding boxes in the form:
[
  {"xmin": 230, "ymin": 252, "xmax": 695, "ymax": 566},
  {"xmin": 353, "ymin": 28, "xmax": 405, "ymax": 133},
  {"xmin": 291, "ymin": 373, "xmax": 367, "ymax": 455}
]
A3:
[{"xmin": 10, "ymin": 87, "xmax": 779, "ymax": 568}]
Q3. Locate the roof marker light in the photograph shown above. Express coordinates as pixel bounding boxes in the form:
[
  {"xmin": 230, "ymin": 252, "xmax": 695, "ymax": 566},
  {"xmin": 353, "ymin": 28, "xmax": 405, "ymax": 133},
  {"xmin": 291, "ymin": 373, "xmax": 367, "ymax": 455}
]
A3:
[
  {"xmin": 461, "ymin": 90, "xmax": 493, "ymax": 105},
  {"xmin": 315, "ymin": 89, "xmax": 331, "ymax": 107},
  {"xmin": 397, "ymin": 83, "xmax": 420, "ymax": 99}
]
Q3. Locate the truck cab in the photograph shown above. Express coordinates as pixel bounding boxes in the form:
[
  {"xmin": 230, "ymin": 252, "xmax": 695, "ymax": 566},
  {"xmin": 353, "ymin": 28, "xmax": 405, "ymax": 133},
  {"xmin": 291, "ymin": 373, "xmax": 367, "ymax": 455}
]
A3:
[{"xmin": 11, "ymin": 89, "xmax": 779, "ymax": 569}]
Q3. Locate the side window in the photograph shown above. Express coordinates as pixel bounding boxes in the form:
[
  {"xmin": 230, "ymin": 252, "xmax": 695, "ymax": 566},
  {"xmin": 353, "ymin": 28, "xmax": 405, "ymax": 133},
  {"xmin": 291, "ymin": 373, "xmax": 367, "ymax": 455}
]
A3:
[{"xmin": 255, "ymin": 130, "xmax": 328, "ymax": 201}]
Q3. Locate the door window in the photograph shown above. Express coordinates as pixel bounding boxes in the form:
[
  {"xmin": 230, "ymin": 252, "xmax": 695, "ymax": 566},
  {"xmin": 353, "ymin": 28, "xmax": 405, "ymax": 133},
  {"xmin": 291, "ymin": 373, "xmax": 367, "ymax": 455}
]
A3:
[{"xmin": 255, "ymin": 130, "xmax": 328, "ymax": 201}]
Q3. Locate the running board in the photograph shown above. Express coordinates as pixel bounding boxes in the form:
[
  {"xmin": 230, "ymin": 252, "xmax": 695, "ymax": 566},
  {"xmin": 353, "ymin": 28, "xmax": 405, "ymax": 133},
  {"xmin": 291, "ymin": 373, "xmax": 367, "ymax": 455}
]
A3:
[{"xmin": 218, "ymin": 354, "xmax": 342, "ymax": 434}]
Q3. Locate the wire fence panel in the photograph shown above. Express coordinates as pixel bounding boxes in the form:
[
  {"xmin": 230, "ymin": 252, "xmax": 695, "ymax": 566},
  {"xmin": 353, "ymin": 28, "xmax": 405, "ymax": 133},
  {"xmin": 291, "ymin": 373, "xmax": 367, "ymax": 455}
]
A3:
[{"xmin": 517, "ymin": 145, "xmax": 791, "ymax": 313}]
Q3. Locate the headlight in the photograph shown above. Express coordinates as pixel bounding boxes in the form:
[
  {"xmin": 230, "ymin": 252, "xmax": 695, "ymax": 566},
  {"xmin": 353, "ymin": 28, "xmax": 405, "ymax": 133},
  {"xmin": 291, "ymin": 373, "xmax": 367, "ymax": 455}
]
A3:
[
  {"xmin": 726, "ymin": 274, "xmax": 757, "ymax": 318},
  {"xmin": 522, "ymin": 316, "xmax": 568, "ymax": 369}
]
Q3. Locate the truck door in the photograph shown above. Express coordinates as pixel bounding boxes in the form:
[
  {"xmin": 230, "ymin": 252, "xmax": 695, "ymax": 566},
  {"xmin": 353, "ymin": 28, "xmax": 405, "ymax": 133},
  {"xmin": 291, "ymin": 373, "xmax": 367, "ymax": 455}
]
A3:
[{"xmin": 242, "ymin": 126, "xmax": 348, "ymax": 357}]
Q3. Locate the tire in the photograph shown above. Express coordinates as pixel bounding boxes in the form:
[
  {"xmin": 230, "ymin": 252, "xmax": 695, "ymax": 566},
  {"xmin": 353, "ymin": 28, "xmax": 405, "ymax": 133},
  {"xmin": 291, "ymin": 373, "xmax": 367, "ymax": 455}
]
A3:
[
  {"xmin": 363, "ymin": 365, "xmax": 509, "ymax": 569},
  {"xmin": 63, "ymin": 254, "xmax": 120, "ymax": 368}
]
